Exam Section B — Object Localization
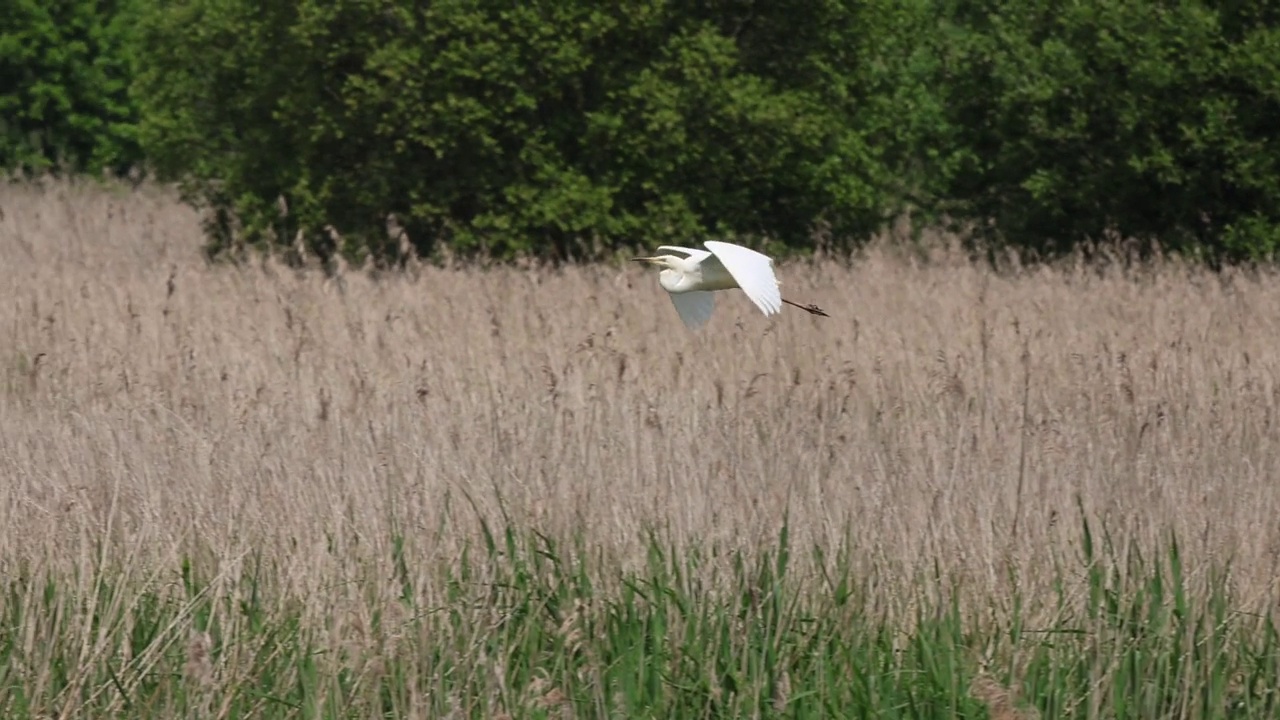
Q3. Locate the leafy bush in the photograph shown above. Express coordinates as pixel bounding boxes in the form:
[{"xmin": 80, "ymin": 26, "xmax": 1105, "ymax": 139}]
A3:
[
  {"xmin": 0, "ymin": 0, "xmax": 142, "ymax": 175},
  {"xmin": 131, "ymin": 0, "xmax": 938, "ymax": 263},
  {"xmin": 933, "ymin": 0, "xmax": 1280, "ymax": 262},
  {"xmin": 8, "ymin": 0, "xmax": 1280, "ymax": 264}
]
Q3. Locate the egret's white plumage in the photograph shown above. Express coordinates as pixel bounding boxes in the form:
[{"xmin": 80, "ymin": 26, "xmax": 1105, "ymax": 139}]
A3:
[{"xmin": 633, "ymin": 240, "xmax": 828, "ymax": 329}]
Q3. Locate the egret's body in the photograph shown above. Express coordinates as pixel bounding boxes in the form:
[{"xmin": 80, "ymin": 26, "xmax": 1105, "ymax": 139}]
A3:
[{"xmin": 634, "ymin": 240, "xmax": 828, "ymax": 329}]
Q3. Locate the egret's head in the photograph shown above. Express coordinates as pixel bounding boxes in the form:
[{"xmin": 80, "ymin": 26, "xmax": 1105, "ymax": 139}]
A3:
[{"xmin": 631, "ymin": 255, "xmax": 675, "ymax": 269}]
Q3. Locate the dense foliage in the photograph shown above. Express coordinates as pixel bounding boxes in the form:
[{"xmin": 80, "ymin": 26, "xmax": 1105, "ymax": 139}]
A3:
[
  {"xmin": 935, "ymin": 0, "xmax": 1280, "ymax": 260},
  {"xmin": 3, "ymin": 0, "xmax": 1279, "ymax": 262},
  {"xmin": 0, "ymin": 0, "xmax": 143, "ymax": 175}
]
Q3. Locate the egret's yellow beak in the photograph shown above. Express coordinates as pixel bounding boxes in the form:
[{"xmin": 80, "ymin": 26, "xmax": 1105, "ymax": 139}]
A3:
[{"xmin": 631, "ymin": 257, "xmax": 659, "ymax": 264}]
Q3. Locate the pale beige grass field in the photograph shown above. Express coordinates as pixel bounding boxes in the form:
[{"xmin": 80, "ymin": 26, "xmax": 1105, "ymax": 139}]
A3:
[{"xmin": 3, "ymin": 177, "xmax": 1280, "ymax": 633}]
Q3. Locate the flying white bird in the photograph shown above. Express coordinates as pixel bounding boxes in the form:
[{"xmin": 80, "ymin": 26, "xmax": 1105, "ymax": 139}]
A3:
[{"xmin": 633, "ymin": 240, "xmax": 828, "ymax": 329}]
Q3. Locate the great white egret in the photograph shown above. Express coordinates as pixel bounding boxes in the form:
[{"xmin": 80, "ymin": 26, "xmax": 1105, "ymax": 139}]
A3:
[{"xmin": 633, "ymin": 240, "xmax": 829, "ymax": 329}]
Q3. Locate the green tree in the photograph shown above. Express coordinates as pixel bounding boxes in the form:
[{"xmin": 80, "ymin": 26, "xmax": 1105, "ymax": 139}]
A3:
[
  {"xmin": 133, "ymin": 0, "xmax": 937, "ymax": 264},
  {"xmin": 933, "ymin": 0, "xmax": 1280, "ymax": 261},
  {"xmin": 0, "ymin": 0, "xmax": 142, "ymax": 175}
]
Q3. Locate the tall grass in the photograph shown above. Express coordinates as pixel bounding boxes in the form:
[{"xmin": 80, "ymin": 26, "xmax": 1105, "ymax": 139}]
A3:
[{"xmin": 2, "ymin": 178, "xmax": 1279, "ymax": 717}]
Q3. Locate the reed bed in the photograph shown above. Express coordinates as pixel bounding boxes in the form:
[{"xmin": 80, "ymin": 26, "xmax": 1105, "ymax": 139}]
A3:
[{"xmin": 2, "ymin": 178, "xmax": 1279, "ymax": 718}]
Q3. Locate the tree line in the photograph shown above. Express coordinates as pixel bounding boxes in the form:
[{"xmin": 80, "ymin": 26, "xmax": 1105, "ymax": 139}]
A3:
[{"xmin": 4, "ymin": 0, "xmax": 1279, "ymax": 264}]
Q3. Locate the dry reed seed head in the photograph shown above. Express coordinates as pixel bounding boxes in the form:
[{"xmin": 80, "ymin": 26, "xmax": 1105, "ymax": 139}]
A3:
[
  {"xmin": 773, "ymin": 670, "xmax": 792, "ymax": 713},
  {"xmin": 533, "ymin": 687, "xmax": 570, "ymax": 712},
  {"xmin": 524, "ymin": 673, "xmax": 549, "ymax": 699},
  {"xmin": 183, "ymin": 629, "xmax": 214, "ymax": 689},
  {"xmin": 969, "ymin": 672, "xmax": 1038, "ymax": 720},
  {"xmin": 556, "ymin": 598, "xmax": 587, "ymax": 652}
]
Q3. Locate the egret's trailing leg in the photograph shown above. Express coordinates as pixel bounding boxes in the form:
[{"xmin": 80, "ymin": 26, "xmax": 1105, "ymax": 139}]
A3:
[{"xmin": 781, "ymin": 298, "xmax": 829, "ymax": 317}]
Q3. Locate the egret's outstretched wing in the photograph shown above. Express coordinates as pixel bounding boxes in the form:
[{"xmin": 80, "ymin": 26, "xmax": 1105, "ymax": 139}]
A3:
[
  {"xmin": 668, "ymin": 291, "xmax": 716, "ymax": 329},
  {"xmin": 703, "ymin": 241, "xmax": 782, "ymax": 316}
]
